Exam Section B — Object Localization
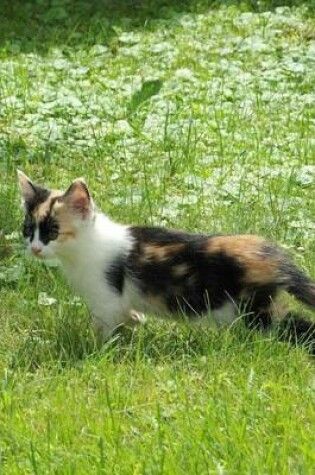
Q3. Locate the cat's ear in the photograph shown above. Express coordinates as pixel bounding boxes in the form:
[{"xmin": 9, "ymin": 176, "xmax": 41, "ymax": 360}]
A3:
[
  {"xmin": 62, "ymin": 178, "xmax": 92, "ymax": 217},
  {"xmin": 17, "ymin": 170, "xmax": 49, "ymax": 209}
]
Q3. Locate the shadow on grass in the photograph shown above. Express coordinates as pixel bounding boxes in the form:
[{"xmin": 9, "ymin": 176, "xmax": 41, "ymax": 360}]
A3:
[
  {"xmin": 2, "ymin": 0, "xmax": 314, "ymax": 55},
  {"xmin": 8, "ymin": 315, "xmax": 291, "ymax": 372}
]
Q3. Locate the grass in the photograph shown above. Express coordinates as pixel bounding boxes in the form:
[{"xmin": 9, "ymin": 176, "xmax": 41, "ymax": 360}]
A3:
[{"xmin": 1, "ymin": 0, "xmax": 315, "ymax": 473}]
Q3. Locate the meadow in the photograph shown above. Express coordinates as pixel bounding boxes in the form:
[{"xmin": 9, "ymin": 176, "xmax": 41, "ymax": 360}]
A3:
[{"xmin": 1, "ymin": 0, "xmax": 315, "ymax": 473}]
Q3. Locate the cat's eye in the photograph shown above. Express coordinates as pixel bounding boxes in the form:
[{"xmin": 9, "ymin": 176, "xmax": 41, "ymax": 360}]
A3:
[
  {"xmin": 39, "ymin": 216, "xmax": 59, "ymax": 244},
  {"xmin": 48, "ymin": 219, "xmax": 59, "ymax": 240}
]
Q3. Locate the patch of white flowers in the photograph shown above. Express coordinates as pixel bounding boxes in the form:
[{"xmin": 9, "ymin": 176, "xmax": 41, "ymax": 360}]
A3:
[{"xmin": 1, "ymin": 5, "xmax": 314, "ymax": 230}]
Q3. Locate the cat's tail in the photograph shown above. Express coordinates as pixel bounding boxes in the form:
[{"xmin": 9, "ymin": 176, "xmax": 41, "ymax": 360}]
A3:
[
  {"xmin": 286, "ymin": 264, "xmax": 315, "ymax": 308},
  {"xmin": 277, "ymin": 263, "xmax": 315, "ymax": 354}
]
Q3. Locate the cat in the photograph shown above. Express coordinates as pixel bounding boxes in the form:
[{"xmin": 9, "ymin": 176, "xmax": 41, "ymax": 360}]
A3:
[{"xmin": 18, "ymin": 170, "xmax": 315, "ymax": 354}]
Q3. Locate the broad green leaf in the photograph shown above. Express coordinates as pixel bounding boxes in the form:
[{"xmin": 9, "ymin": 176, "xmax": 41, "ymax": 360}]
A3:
[{"xmin": 127, "ymin": 80, "xmax": 163, "ymax": 116}]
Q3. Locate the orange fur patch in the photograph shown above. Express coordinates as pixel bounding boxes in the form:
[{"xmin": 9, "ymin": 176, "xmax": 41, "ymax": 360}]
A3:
[
  {"xmin": 207, "ymin": 235, "xmax": 279, "ymax": 285},
  {"xmin": 52, "ymin": 199, "xmax": 77, "ymax": 242},
  {"xmin": 32, "ymin": 190, "xmax": 62, "ymax": 220},
  {"xmin": 172, "ymin": 263, "xmax": 189, "ymax": 277},
  {"xmin": 143, "ymin": 243, "xmax": 186, "ymax": 262}
]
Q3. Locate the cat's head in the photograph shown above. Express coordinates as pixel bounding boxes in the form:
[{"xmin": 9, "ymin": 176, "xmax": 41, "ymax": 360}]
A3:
[{"xmin": 18, "ymin": 171, "xmax": 94, "ymax": 260}]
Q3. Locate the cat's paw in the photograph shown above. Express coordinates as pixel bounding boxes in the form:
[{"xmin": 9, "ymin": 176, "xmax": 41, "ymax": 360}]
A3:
[{"xmin": 126, "ymin": 310, "xmax": 146, "ymax": 328}]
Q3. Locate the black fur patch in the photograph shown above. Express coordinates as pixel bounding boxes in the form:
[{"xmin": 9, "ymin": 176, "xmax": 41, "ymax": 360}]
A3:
[
  {"xmin": 22, "ymin": 212, "xmax": 59, "ymax": 245},
  {"xmin": 260, "ymin": 243, "xmax": 279, "ymax": 258},
  {"xmin": 242, "ymin": 284, "xmax": 277, "ymax": 329},
  {"xmin": 25, "ymin": 185, "xmax": 50, "ymax": 213},
  {"xmin": 38, "ymin": 215, "xmax": 59, "ymax": 245},
  {"xmin": 283, "ymin": 261, "xmax": 315, "ymax": 308},
  {"xmin": 129, "ymin": 226, "xmax": 200, "ymax": 246},
  {"xmin": 277, "ymin": 313, "xmax": 315, "ymax": 354},
  {"xmin": 128, "ymin": 227, "xmax": 245, "ymax": 317},
  {"xmin": 106, "ymin": 256, "xmax": 126, "ymax": 294},
  {"xmin": 22, "ymin": 213, "xmax": 35, "ymax": 240}
]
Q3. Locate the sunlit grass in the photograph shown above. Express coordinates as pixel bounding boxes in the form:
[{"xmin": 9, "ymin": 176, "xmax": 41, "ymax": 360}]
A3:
[{"xmin": 1, "ymin": 0, "xmax": 315, "ymax": 473}]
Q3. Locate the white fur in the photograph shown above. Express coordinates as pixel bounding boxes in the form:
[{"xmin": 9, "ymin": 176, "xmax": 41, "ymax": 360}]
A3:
[
  {"xmin": 50, "ymin": 211, "xmax": 137, "ymax": 339},
  {"xmin": 26, "ymin": 229, "xmax": 56, "ymax": 260},
  {"xmin": 212, "ymin": 301, "xmax": 237, "ymax": 327},
  {"xmin": 189, "ymin": 301, "xmax": 237, "ymax": 330},
  {"xmin": 27, "ymin": 228, "xmax": 42, "ymax": 254},
  {"xmin": 32, "ymin": 229, "xmax": 41, "ymax": 250}
]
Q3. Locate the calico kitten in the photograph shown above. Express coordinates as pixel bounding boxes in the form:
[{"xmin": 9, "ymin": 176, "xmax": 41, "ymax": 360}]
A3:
[{"xmin": 18, "ymin": 171, "xmax": 315, "ymax": 353}]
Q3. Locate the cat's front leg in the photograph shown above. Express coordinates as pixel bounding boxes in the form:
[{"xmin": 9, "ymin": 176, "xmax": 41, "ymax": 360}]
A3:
[
  {"xmin": 124, "ymin": 310, "xmax": 146, "ymax": 328},
  {"xmin": 92, "ymin": 310, "xmax": 146, "ymax": 342}
]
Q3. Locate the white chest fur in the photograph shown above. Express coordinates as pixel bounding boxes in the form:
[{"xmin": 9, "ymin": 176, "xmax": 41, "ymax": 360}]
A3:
[{"xmin": 57, "ymin": 213, "xmax": 134, "ymax": 336}]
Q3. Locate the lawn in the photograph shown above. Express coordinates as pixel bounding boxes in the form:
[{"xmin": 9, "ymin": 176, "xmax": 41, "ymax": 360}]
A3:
[{"xmin": 1, "ymin": 0, "xmax": 315, "ymax": 473}]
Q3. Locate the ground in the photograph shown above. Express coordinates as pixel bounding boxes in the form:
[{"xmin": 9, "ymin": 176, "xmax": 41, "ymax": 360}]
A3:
[{"xmin": 1, "ymin": 1, "xmax": 315, "ymax": 473}]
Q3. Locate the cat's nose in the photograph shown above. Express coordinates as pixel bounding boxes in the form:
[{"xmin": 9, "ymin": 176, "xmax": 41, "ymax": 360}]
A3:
[{"xmin": 31, "ymin": 246, "xmax": 42, "ymax": 256}]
